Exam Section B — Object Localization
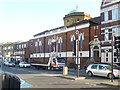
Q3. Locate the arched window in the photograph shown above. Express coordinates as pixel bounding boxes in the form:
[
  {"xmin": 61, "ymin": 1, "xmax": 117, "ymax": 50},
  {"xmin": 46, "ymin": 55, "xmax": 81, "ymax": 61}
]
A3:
[
  {"xmin": 59, "ymin": 37, "xmax": 63, "ymax": 52},
  {"xmin": 71, "ymin": 35, "xmax": 75, "ymax": 50},
  {"xmin": 48, "ymin": 39, "xmax": 51, "ymax": 53},
  {"xmin": 39, "ymin": 41, "xmax": 42, "ymax": 52},
  {"xmin": 79, "ymin": 33, "xmax": 84, "ymax": 51}
]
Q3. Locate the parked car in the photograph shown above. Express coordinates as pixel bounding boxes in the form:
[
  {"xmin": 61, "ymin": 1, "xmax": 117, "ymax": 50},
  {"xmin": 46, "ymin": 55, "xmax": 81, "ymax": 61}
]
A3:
[
  {"xmin": 86, "ymin": 64, "xmax": 120, "ymax": 79},
  {"xmin": 7, "ymin": 62, "xmax": 15, "ymax": 67},
  {"xmin": 114, "ymin": 62, "xmax": 120, "ymax": 67},
  {"xmin": 19, "ymin": 62, "xmax": 31, "ymax": 68}
]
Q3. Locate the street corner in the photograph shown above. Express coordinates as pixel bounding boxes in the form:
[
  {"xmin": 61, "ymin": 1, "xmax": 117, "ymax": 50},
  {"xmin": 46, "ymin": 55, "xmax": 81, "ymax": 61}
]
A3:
[{"xmin": 58, "ymin": 75, "xmax": 86, "ymax": 80}]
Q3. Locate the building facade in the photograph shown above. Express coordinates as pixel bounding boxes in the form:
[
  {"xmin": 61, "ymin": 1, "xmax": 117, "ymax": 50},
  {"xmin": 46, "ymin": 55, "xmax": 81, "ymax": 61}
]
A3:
[
  {"xmin": 12, "ymin": 41, "xmax": 29, "ymax": 63},
  {"xmin": 2, "ymin": 42, "xmax": 14, "ymax": 61},
  {"xmin": 100, "ymin": 0, "xmax": 120, "ymax": 63},
  {"xmin": 29, "ymin": 10, "xmax": 101, "ymax": 68}
]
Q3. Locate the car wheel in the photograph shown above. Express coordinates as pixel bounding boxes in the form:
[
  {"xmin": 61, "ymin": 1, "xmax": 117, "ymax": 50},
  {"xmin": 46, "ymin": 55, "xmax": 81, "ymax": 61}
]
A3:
[
  {"xmin": 107, "ymin": 73, "xmax": 114, "ymax": 79},
  {"xmin": 88, "ymin": 71, "xmax": 93, "ymax": 77}
]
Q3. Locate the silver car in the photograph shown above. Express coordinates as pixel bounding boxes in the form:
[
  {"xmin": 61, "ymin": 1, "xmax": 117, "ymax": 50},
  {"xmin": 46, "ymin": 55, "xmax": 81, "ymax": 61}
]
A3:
[{"xmin": 86, "ymin": 64, "xmax": 120, "ymax": 79}]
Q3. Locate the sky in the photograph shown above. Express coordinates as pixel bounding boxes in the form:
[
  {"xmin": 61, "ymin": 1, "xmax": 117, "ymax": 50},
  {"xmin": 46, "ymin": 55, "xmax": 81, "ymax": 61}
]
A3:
[{"xmin": 0, "ymin": 0, "xmax": 102, "ymax": 43}]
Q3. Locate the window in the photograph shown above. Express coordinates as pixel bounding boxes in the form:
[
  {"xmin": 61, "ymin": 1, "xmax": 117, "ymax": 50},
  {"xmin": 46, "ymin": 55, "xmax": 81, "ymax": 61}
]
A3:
[
  {"xmin": 35, "ymin": 41, "xmax": 38, "ymax": 47},
  {"xmin": 112, "ymin": 8, "xmax": 118, "ymax": 20},
  {"xmin": 105, "ymin": 29, "xmax": 109, "ymax": 41},
  {"xmin": 114, "ymin": 58, "xmax": 117, "ymax": 62},
  {"xmin": 71, "ymin": 35, "xmax": 75, "ymax": 50},
  {"xmin": 106, "ymin": 51, "xmax": 108, "ymax": 62},
  {"xmin": 104, "ymin": 11, "xmax": 108, "ymax": 21},
  {"xmin": 48, "ymin": 39, "xmax": 51, "ymax": 53},
  {"xmin": 99, "ymin": 65, "xmax": 105, "ymax": 70},
  {"xmin": 91, "ymin": 65, "xmax": 97, "ymax": 69},
  {"xmin": 22, "ymin": 44, "xmax": 24, "ymax": 48},
  {"xmin": 113, "ymin": 27, "xmax": 120, "ymax": 37},
  {"xmin": 115, "ymin": 27, "xmax": 120, "ymax": 37},
  {"xmin": 59, "ymin": 37, "xmax": 63, "ymax": 52},
  {"xmin": 19, "ymin": 45, "xmax": 21, "ymax": 49},
  {"xmin": 119, "ymin": 8, "xmax": 120, "ymax": 19},
  {"xmin": 24, "ymin": 44, "xmax": 26, "ymax": 48},
  {"xmin": 39, "ymin": 41, "xmax": 42, "ymax": 52}
]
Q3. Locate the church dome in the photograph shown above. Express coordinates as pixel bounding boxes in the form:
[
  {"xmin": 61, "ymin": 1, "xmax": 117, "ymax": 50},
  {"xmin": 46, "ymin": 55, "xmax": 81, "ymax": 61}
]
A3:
[{"xmin": 68, "ymin": 9, "xmax": 80, "ymax": 14}]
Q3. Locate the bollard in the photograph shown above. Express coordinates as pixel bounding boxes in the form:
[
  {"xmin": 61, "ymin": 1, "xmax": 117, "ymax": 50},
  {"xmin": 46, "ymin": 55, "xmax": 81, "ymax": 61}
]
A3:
[{"xmin": 63, "ymin": 66, "xmax": 68, "ymax": 75}]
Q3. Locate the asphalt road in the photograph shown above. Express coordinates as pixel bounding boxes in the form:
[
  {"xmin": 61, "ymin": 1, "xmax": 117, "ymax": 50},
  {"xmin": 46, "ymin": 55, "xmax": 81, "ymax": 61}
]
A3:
[{"xmin": 1, "ymin": 64, "xmax": 119, "ymax": 89}]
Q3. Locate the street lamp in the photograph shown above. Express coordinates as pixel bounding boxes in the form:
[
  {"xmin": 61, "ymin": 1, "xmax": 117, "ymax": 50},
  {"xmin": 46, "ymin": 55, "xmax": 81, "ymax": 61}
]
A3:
[
  {"xmin": 75, "ymin": 30, "xmax": 80, "ymax": 77},
  {"xmin": 111, "ymin": 31, "xmax": 115, "ymax": 82}
]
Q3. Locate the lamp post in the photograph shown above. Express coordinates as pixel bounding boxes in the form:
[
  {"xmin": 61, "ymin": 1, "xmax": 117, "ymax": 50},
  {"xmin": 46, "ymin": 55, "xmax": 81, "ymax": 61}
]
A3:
[
  {"xmin": 111, "ymin": 31, "xmax": 115, "ymax": 82},
  {"xmin": 75, "ymin": 30, "xmax": 80, "ymax": 77}
]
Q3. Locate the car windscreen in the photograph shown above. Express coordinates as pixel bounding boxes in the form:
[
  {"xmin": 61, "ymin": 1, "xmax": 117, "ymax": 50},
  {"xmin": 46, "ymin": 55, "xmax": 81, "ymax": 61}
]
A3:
[
  {"xmin": 23, "ymin": 62, "xmax": 28, "ymax": 64},
  {"xmin": 57, "ymin": 58, "xmax": 65, "ymax": 63}
]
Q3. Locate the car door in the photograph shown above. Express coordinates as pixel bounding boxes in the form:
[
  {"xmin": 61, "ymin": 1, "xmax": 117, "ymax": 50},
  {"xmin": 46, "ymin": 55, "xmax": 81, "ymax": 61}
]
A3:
[
  {"xmin": 97, "ymin": 65, "xmax": 108, "ymax": 77},
  {"xmin": 90, "ymin": 64, "xmax": 98, "ymax": 75}
]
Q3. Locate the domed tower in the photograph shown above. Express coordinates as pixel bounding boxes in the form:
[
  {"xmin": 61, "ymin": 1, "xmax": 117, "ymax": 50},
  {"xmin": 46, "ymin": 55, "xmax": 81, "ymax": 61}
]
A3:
[{"xmin": 63, "ymin": 8, "xmax": 91, "ymax": 27}]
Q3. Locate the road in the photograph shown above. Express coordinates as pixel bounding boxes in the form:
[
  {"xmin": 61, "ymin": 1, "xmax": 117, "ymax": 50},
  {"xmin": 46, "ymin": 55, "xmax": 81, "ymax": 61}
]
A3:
[{"xmin": 1, "ymin": 64, "xmax": 119, "ymax": 89}]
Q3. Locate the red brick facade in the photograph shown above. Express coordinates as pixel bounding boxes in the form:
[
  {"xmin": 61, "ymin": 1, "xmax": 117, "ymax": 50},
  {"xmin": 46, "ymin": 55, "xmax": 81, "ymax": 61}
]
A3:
[{"xmin": 28, "ymin": 17, "xmax": 101, "ymax": 68}]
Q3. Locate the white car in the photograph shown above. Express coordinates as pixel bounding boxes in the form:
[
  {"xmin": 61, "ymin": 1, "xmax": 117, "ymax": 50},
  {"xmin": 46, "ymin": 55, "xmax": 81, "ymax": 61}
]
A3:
[
  {"xmin": 19, "ymin": 62, "xmax": 31, "ymax": 68},
  {"xmin": 7, "ymin": 62, "xmax": 15, "ymax": 67},
  {"xmin": 86, "ymin": 64, "xmax": 120, "ymax": 79}
]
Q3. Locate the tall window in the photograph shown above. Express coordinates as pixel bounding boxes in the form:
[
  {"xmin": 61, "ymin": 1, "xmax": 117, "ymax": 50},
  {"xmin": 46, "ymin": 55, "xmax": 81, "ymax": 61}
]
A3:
[
  {"xmin": 112, "ymin": 8, "xmax": 118, "ymax": 20},
  {"xmin": 39, "ymin": 41, "xmax": 42, "ymax": 52},
  {"xmin": 59, "ymin": 37, "xmax": 63, "ymax": 52},
  {"xmin": 48, "ymin": 39, "xmax": 51, "ymax": 53},
  {"xmin": 119, "ymin": 8, "xmax": 120, "ymax": 19},
  {"xmin": 71, "ymin": 35, "xmax": 75, "ymax": 50},
  {"xmin": 106, "ymin": 52, "xmax": 108, "ymax": 62},
  {"xmin": 105, "ymin": 29, "xmax": 109, "ymax": 41},
  {"xmin": 104, "ymin": 11, "xmax": 108, "ymax": 21}
]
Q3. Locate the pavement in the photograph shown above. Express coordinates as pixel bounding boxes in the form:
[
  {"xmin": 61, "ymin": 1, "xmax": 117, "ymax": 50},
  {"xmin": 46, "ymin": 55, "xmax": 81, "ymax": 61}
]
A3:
[
  {"xmin": 58, "ymin": 68, "xmax": 120, "ymax": 87},
  {"xmin": 17, "ymin": 68, "xmax": 120, "ymax": 88}
]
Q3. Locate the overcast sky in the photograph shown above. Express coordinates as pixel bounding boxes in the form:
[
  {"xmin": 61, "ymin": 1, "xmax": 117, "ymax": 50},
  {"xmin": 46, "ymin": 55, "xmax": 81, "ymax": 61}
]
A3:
[{"xmin": 0, "ymin": 0, "xmax": 102, "ymax": 43}]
